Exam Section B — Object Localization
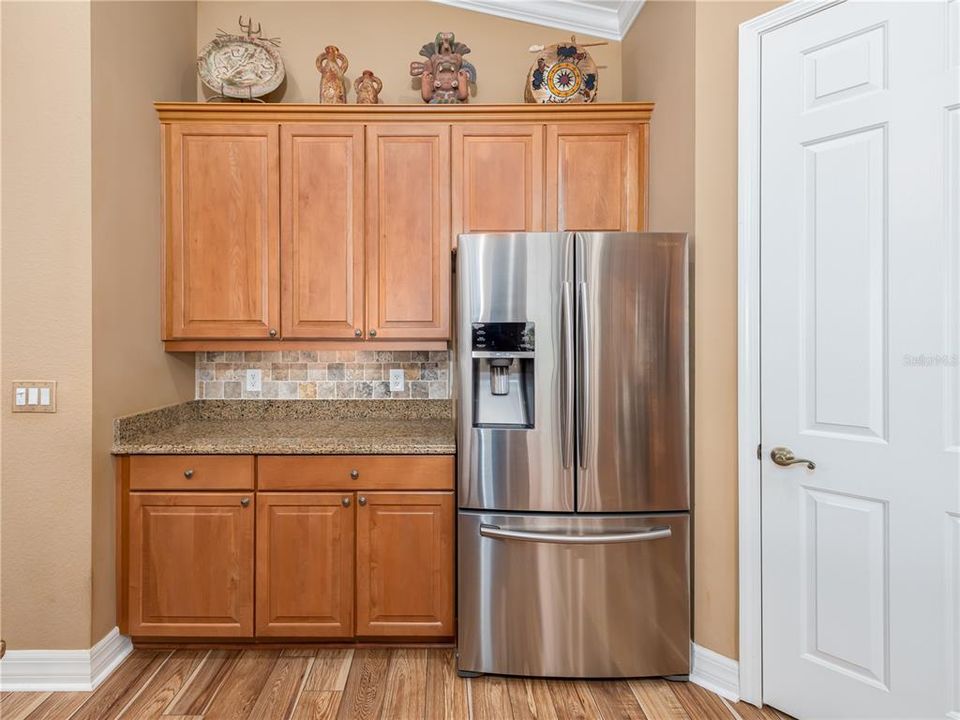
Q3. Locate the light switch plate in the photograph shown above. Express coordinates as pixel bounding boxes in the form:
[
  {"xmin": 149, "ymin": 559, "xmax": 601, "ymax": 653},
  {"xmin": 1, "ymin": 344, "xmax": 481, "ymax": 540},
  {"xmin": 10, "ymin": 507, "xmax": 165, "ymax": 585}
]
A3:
[
  {"xmin": 389, "ymin": 368, "xmax": 405, "ymax": 392},
  {"xmin": 11, "ymin": 381, "xmax": 57, "ymax": 413}
]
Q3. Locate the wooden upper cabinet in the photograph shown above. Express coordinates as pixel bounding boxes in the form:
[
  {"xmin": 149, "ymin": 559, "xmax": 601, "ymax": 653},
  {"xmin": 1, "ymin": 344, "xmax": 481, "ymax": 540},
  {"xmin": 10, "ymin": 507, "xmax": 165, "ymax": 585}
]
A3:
[
  {"xmin": 546, "ymin": 123, "xmax": 646, "ymax": 232},
  {"xmin": 365, "ymin": 125, "xmax": 451, "ymax": 340},
  {"xmin": 355, "ymin": 491, "xmax": 454, "ymax": 638},
  {"xmin": 164, "ymin": 123, "xmax": 280, "ymax": 339},
  {"xmin": 127, "ymin": 492, "xmax": 254, "ymax": 637},
  {"xmin": 256, "ymin": 493, "xmax": 355, "ymax": 638},
  {"xmin": 452, "ymin": 124, "xmax": 544, "ymax": 241},
  {"xmin": 281, "ymin": 125, "xmax": 365, "ymax": 339}
]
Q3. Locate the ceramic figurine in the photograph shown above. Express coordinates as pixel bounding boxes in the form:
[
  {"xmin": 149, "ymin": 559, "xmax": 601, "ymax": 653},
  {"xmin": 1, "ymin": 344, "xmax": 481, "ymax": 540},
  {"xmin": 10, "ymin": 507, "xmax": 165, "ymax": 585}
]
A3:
[
  {"xmin": 316, "ymin": 45, "xmax": 348, "ymax": 103},
  {"xmin": 409, "ymin": 32, "xmax": 476, "ymax": 104},
  {"xmin": 354, "ymin": 70, "xmax": 383, "ymax": 104},
  {"xmin": 525, "ymin": 36, "xmax": 602, "ymax": 104}
]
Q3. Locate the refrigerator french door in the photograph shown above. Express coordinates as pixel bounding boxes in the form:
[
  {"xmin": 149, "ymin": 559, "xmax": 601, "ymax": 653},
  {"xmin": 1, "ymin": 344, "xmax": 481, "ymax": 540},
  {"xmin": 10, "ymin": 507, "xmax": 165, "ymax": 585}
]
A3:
[{"xmin": 456, "ymin": 232, "xmax": 690, "ymax": 679}]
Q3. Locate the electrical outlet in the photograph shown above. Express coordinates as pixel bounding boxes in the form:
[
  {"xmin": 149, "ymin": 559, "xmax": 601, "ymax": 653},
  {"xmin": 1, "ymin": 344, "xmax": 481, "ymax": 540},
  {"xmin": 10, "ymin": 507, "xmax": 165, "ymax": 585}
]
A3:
[
  {"xmin": 245, "ymin": 369, "xmax": 262, "ymax": 392},
  {"xmin": 389, "ymin": 368, "xmax": 405, "ymax": 392},
  {"xmin": 11, "ymin": 381, "xmax": 57, "ymax": 413}
]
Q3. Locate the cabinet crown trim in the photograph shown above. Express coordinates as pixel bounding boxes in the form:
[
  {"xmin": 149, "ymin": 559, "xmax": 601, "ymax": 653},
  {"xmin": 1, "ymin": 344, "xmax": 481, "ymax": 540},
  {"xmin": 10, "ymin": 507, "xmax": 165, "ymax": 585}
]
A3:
[{"xmin": 155, "ymin": 102, "xmax": 654, "ymax": 124}]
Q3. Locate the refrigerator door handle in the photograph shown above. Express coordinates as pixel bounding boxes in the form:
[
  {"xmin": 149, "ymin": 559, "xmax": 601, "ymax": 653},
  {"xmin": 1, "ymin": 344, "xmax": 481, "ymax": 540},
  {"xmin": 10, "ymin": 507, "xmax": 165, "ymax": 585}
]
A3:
[
  {"xmin": 560, "ymin": 281, "xmax": 574, "ymax": 469},
  {"xmin": 576, "ymin": 280, "xmax": 589, "ymax": 470},
  {"xmin": 479, "ymin": 524, "xmax": 672, "ymax": 545}
]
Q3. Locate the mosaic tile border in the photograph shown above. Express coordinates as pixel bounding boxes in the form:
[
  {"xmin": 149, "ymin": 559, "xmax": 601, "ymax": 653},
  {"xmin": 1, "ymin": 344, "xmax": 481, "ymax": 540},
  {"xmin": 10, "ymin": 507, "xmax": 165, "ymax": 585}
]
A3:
[{"xmin": 195, "ymin": 350, "xmax": 451, "ymax": 400}]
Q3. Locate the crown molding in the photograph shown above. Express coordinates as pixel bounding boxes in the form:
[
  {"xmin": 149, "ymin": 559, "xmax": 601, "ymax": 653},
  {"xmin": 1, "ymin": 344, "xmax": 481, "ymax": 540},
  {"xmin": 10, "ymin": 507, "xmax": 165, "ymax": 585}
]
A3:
[{"xmin": 430, "ymin": 1, "xmax": 646, "ymax": 41}]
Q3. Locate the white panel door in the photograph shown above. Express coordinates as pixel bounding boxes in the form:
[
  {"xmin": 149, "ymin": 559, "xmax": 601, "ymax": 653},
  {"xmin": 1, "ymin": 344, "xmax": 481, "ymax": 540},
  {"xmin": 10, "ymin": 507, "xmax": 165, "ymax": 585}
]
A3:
[{"xmin": 760, "ymin": 2, "xmax": 960, "ymax": 718}]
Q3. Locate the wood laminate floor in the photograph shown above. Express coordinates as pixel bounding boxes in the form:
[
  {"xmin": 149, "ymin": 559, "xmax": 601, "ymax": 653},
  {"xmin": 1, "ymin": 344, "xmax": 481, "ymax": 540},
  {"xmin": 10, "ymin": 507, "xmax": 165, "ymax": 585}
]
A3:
[{"xmin": 0, "ymin": 648, "xmax": 794, "ymax": 720}]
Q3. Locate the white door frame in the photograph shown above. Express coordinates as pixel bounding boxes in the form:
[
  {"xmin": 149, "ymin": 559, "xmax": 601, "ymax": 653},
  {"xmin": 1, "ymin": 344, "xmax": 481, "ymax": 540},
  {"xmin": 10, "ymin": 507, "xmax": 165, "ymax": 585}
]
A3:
[{"xmin": 736, "ymin": 0, "xmax": 846, "ymax": 706}]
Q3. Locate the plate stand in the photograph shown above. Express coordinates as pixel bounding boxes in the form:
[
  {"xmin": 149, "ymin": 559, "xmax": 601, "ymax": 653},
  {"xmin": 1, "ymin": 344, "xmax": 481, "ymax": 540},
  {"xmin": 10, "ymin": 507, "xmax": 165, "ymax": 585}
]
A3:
[{"xmin": 205, "ymin": 83, "xmax": 267, "ymax": 103}]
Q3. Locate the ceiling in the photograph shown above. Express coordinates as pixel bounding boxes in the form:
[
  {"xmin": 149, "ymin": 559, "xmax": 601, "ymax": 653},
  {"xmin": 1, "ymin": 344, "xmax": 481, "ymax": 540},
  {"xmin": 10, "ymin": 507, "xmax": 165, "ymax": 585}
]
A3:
[{"xmin": 430, "ymin": 0, "xmax": 646, "ymax": 41}]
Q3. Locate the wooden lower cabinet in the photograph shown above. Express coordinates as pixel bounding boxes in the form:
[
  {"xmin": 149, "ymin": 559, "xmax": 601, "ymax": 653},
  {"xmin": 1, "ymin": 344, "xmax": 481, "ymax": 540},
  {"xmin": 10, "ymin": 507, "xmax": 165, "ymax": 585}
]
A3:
[
  {"xmin": 120, "ymin": 455, "xmax": 455, "ymax": 642},
  {"xmin": 356, "ymin": 491, "xmax": 455, "ymax": 638},
  {"xmin": 127, "ymin": 492, "xmax": 254, "ymax": 637},
  {"xmin": 256, "ymin": 492, "xmax": 355, "ymax": 637}
]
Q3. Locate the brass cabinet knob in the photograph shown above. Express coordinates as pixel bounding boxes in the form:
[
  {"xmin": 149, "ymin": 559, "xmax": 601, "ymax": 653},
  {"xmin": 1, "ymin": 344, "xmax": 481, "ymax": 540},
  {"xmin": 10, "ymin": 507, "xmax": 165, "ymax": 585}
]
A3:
[
  {"xmin": 369, "ymin": 329, "xmax": 377, "ymax": 337},
  {"xmin": 342, "ymin": 496, "xmax": 351, "ymax": 507},
  {"xmin": 269, "ymin": 328, "xmax": 277, "ymax": 337},
  {"xmin": 183, "ymin": 469, "xmax": 194, "ymax": 479},
  {"xmin": 358, "ymin": 496, "xmax": 367, "ymax": 506},
  {"xmin": 350, "ymin": 469, "xmax": 359, "ymax": 480},
  {"xmin": 354, "ymin": 328, "xmax": 362, "ymax": 337},
  {"xmin": 240, "ymin": 497, "xmax": 251, "ymax": 507}
]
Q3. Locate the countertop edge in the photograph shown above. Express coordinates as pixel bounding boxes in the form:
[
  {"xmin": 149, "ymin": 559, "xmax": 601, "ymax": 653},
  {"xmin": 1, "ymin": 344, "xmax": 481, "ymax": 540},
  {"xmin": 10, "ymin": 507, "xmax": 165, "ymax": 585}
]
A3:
[{"xmin": 111, "ymin": 444, "xmax": 457, "ymax": 456}]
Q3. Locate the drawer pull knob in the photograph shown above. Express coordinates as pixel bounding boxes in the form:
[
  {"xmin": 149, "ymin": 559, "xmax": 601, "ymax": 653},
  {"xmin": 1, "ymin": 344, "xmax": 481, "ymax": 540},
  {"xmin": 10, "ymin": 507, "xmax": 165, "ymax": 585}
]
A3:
[
  {"xmin": 350, "ymin": 469, "xmax": 359, "ymax": 480},
  {"xmin": 183, "ymin": 469, "xmax": 194, "ymax": 479},
  {"xmin": 358, "ymin": 496, "xmax": 367, "ymax": 506},
  {"xmin": 342, "ymin": 496, "xmax": 351, "ymax": 507},
  {"xmin": 240, "ymin": 497, "xmax": 251, "ymax": 507}
]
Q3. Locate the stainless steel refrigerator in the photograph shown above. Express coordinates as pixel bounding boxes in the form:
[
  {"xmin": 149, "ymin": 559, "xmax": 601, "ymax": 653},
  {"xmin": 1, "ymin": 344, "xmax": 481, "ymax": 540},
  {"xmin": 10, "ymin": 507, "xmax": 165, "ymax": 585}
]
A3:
[{"xmin": 456, "ymin": 232, "xmax": 690, "ymax": 679}]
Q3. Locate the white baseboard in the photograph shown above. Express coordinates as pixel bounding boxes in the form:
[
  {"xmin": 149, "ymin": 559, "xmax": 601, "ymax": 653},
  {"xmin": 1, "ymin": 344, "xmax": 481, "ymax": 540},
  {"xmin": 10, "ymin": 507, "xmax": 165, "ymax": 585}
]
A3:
[
  {"xmin": 0, "ymin": 627, "xmax": 133, "ymax": 692},
  {"xmin": 690, "ymin": 642, "xmax": 740, "ymax": 702}
]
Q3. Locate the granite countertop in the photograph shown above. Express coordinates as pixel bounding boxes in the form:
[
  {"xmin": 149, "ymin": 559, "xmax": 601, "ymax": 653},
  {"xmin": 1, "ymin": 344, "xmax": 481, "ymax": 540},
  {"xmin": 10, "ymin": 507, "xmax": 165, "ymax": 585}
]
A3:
[{"xmin": 112, "ymin": 400, "xmax": 456, "ymax": 455}]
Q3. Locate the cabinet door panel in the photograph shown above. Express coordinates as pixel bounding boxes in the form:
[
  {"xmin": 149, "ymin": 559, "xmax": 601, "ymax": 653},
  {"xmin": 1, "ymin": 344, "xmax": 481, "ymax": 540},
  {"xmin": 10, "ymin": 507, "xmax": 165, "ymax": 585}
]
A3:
[
  {"xmin": 281, "ymin": 125, "xmax": 364, "ymax": 339},
  {"xmin": 256, "ymin": 493, "xmax": 355, "ymax": 637},
  {"xmin": 546, "ymin": 123, "xmax": 644, "ymax": 232},
  {"xmin": 356, "ymin": 491, "xmax": 454, "ymax": 637},
  {"xmin": 128, "ymin": 492, "xmax": 253, "ymax": 637},
  {"xmin": 452, "ymin": 125, "xmax": 544, "ymax": 241},
  {"xmin": 366, "ymin": 125, "xmax": 450, "ymax": 339},
  {"xmin": 166, "ymin": 123, "xmax": 279, "ymax": 339}
]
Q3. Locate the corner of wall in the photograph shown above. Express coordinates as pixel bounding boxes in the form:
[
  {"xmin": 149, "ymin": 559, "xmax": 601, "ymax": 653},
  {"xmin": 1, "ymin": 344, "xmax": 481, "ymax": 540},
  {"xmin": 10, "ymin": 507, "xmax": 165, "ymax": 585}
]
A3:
[{"xmin": 89, "ymin": 0, "xmax": 200, "ymax": 646}]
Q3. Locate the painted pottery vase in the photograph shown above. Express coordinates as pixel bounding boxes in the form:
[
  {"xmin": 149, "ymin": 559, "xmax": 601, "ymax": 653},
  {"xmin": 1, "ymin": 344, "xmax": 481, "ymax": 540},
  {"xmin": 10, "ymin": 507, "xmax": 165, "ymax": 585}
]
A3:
[
  {"xmin": 354, "ymin": 70, "xmax": 383, "ymax": 104},
  {"xmin": 317, "ymin": 45, "xmax": 349, "ymax": 103},
  {"xmin": 409, "ymin": 32, "xmax": 477, "ymax": 104},
  {"xmin": 525, "ymin": 40, "xmax": 598, "ymax": 103}
]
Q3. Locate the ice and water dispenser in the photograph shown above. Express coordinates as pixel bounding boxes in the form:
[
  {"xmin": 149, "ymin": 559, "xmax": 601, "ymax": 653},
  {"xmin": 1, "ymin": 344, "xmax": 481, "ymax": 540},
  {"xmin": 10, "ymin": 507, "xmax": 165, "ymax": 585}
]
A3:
[{"xmin": 471, "ymin": 322, "xmax": 535, "ymax": 429}]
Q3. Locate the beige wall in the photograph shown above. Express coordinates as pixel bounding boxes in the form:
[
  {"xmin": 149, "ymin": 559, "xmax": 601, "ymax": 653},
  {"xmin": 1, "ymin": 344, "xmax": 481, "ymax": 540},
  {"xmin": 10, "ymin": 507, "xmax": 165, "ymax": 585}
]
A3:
[
  {"xmin": 691, "ymin": 0, "xmax": 781, "ymax": 660},
  {"xmin": 1, "ymin": 0, "xmax": 778, "ymax": 655},
  {"xmin": 90, "ymin": 1, "xmax": 198, "ymax": 644},
  {"xmin": 623, "ymin": 0, "xmax": 781, "ymax": 660},
  {"xmin": 1, "ymin": 1, "xmax": 95, "ymax": 650},
  {"xmin": 621, "ymin": 0, "xmax": 695, "ymax": 234},
  {"xmin": 196, "ymin": 1, "xmax": 621, "ymax": 104},
  {"xmin": 0, "ymin": 1, "xmax": 196, "ymax": 651}
]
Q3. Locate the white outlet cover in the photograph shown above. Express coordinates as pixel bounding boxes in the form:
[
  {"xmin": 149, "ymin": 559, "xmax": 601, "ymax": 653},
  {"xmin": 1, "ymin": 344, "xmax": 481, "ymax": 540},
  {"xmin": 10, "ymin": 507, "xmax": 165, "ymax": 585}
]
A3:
[
  {"xmin": 389, "ymin": 368, "xmax": 405, "ymax": 392},
  {"xmin": 246, "ymin": 369, "xmax": 262, "ymax": 392}
]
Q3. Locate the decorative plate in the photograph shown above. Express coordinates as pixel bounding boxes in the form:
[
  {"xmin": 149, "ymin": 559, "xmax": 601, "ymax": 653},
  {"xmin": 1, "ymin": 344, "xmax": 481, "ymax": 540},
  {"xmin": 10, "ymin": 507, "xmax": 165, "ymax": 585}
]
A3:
[
  {"xmin": 525, "ymin": 41, "xmax": 598, "ymax": 104},
  {"xmin": 197, "ymin": 35, "xmax": 284, "ymax": 99}
]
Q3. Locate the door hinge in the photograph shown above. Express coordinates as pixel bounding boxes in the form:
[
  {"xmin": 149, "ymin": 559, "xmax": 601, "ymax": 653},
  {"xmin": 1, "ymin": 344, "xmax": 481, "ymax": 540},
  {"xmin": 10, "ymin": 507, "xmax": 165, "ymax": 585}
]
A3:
[{"xmin": 757, "ymin": 443, "xmax": 762, "ymax": 460}]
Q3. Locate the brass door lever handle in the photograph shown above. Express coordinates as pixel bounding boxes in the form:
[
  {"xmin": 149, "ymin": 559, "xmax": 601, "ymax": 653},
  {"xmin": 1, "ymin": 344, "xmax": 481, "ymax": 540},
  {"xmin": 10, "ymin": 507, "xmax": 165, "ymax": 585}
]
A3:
[{"xmin": 770, "ymin": 446, "xmax": 816, "ymax": 470}]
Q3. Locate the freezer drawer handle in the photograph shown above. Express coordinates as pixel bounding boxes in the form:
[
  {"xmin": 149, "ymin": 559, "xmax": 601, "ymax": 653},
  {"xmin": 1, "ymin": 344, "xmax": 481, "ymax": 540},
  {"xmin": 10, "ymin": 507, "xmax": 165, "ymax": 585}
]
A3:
[{"xmin": 479, "ymin": 524, "xmax": 672, "ymax": 545}]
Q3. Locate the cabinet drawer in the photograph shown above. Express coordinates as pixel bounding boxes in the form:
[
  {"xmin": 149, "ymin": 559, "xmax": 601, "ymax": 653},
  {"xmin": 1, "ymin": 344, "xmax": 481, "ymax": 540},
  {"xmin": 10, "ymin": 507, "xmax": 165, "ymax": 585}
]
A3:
[
  {"xmin": 129, "ymin": 455, "xmax": 254, "ymax": 491},
  {"xmin": 258, "ymin": 455, "xmax": 454, "ymax": 491}
]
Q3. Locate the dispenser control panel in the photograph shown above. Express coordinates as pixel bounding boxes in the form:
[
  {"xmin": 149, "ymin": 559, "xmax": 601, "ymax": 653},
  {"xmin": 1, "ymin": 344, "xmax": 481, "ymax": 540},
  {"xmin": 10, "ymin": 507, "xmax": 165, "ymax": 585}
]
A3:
[{"xmin": 472, "ymin": 323, "xmax": 535, "ymax": 353}]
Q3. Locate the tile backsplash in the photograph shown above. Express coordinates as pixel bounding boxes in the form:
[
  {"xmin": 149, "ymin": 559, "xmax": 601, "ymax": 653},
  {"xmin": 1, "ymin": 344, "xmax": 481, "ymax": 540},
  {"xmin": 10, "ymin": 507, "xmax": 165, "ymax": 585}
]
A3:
[{"xmin": 195, "ymin": 351, "xmax": 451, "ymax": 400}]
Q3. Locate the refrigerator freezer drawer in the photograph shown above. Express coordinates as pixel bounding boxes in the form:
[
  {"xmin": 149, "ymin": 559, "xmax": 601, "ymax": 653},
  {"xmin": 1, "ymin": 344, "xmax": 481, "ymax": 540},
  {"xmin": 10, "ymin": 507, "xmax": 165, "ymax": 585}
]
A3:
[{"xmin": 457, "ymin": 512, "xmax": 690, "ymax": 678}]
